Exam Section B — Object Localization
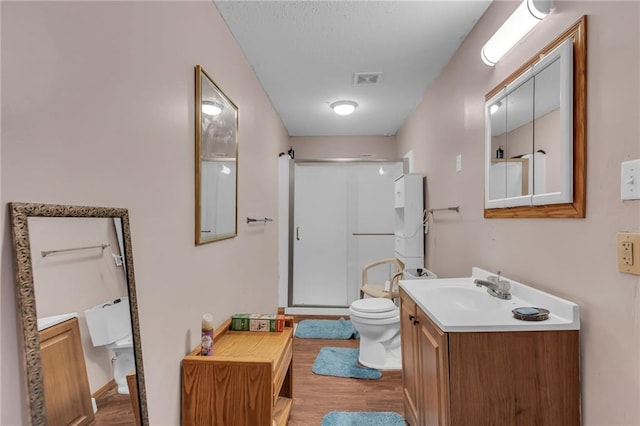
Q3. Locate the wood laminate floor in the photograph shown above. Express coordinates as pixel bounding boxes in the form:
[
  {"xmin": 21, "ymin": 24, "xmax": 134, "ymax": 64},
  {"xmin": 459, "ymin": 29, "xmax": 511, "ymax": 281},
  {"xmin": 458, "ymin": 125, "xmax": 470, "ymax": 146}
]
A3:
[
  {"xmin": 93, "ymin": 316, "xmax": 403, "ymax": 425},
  {"xmin": 92, "ymin": 385, "xmax": 136, "ymax": 425},
  {"xmin": 288, "ymin": 317, "xmax": 405, "ymax": 425}
]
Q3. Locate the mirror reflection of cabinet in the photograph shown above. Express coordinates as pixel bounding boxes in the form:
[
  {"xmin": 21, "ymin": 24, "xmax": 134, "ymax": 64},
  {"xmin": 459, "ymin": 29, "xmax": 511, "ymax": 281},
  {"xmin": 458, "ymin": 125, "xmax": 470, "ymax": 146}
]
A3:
[
  {"xmin": 40, "ymin": 317, "xmax": 94, "ymax": 425},
  {"xmin": 484, "ymin": 17, "xmax": 586, "ymax": 218}
]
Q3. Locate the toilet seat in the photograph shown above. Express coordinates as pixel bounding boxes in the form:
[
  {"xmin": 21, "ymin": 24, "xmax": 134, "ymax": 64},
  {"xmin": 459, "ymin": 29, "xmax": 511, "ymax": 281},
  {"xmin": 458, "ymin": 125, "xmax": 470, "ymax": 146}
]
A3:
[
  {"xmin": 108, "ymin": 335, "xmax": 133, "ymax": 350},
  {"xmin": 350, "ymin": 298, "xmax": 398, "ymax": 320}
]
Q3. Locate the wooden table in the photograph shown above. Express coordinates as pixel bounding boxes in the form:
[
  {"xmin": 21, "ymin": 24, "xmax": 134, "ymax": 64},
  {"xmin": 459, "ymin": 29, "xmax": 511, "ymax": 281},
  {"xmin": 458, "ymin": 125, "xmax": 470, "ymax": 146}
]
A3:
[{"xmin": 182, "ymin": 316, "xmax": 294, "ymax": 426}]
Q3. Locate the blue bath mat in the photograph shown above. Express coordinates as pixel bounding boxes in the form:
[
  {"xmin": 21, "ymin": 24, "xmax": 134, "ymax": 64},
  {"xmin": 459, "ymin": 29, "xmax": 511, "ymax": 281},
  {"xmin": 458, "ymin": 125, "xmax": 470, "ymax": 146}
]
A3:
[
  {"xmin": 295, "ymin": 317, "xmax": 359, "ymax": 339},
  {"xmin": 321, "ymin": 411, "xmax": 406, "ymax": 425},
  {"xmin": 312, "ymin": 347, "xmax": 381, "ymax": 379}
]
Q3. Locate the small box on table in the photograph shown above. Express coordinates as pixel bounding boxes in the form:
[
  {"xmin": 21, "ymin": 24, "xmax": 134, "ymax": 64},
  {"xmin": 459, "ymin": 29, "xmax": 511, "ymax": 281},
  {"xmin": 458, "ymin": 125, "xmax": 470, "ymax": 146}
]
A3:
[{"xmin": 230, "ymin": 314, "xmax": 285, "ymax": 332}]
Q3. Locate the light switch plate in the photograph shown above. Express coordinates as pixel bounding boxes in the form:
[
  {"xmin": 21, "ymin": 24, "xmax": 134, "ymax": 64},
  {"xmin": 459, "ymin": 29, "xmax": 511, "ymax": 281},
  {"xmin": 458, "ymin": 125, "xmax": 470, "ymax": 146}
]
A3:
[
  {"xmin": 621, "ymin": 159, "xmax": 640, "ymax": 200},
  {"xmin": 456, "ymin": 154, "xmax": 462, "ymax": 172},
  {"xmin": 617, "ymin": 232, "xmax": 640, "ymax": 274}
]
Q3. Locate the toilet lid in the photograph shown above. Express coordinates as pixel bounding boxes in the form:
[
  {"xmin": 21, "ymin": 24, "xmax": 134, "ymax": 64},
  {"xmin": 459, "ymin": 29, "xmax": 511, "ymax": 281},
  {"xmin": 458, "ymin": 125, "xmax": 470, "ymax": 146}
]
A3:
[
  {"xmin": 110, "ymin": 335, "xmax": 133, "ymax": 349},
  {"xmin": 351, "ymin": 298, "xmax": 397, "ymax": 314}
]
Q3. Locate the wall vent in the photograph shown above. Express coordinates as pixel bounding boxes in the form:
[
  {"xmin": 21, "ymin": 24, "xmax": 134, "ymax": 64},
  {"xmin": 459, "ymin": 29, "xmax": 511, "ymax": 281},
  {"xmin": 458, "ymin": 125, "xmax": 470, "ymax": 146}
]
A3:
[{"xmin": 353, "ymin": 72, "xmax": 382, "ymax": 86}]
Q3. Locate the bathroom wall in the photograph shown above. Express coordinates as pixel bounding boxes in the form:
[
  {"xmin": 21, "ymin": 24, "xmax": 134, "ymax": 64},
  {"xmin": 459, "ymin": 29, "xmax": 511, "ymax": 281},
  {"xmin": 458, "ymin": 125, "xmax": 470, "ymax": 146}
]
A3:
[
  {"xmin": 290, "ymin": 135, "xmax": 397, "ymax": 159},
  {"xmin": 397, "ymin": 1, "xmax": 640, "ymax": 424},
  {"xmin": 1, "ymin": 2, "xmax": 289, "ymax": 425}
]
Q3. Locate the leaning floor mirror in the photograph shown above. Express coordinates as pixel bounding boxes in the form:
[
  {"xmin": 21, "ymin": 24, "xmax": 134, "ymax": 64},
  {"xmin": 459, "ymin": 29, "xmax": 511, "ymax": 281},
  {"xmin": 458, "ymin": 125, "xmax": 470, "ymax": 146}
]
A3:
[{"xmin": 9, "ymin": 203, "xmax": 148, "ymax": 426}]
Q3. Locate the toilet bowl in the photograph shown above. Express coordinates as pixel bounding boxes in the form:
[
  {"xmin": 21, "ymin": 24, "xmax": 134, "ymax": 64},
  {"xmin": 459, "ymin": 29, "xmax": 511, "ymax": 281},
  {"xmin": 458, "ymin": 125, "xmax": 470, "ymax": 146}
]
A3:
[
  {"xmin": 85, "ymin": 297, "xmax": 135, "ymax": 395},
  {"xmin": 349, "ymin": 298, "xmax": 402, "ymax": 370},
  {"xmin": 107, "ymin": 336, "xmax": 135, "ymax": 394}
]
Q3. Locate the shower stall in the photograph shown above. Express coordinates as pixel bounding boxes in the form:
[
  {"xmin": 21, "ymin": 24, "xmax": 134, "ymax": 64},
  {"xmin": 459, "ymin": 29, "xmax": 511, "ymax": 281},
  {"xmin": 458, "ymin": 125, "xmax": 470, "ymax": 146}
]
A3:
[{"xmin": 280, "ymin": 159, "xmax": 405, "ymax": 311}]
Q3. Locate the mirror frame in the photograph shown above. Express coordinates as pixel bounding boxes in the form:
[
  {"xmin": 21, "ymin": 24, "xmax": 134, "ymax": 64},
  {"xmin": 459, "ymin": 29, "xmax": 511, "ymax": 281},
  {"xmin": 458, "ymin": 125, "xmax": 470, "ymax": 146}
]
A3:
[
  {"xmin": 484, "ymin": 16, "xmax": 586, "ymax": 219},
  {"xmin": 195, "ymin": 64, "xmax": 239, "ymax": 244},
  {"xmin": 9, "ymin": 202, "xmax": 148, "ymax": 426}
]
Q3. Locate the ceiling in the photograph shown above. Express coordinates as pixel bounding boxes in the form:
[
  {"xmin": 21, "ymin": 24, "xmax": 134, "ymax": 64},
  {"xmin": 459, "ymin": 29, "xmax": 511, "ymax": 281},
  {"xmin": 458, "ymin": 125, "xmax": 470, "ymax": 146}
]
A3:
[{"xmin": 214, "ymin": 0, "xmax": 493, "ymax": 137}]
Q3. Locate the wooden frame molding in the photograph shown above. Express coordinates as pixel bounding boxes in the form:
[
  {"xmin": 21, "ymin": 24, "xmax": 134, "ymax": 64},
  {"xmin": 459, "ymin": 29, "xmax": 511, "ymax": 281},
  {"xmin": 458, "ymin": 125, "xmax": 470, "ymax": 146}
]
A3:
[{"xmin": 485, "ymin": 16, "xmax": 587, "ymax": 219}]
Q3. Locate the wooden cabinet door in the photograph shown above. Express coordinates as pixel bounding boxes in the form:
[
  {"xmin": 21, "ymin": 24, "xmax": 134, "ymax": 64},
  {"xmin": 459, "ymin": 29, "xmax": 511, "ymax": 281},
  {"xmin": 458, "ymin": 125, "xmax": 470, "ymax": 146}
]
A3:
[
  {"xmin": 416, "ymin": 308, "xmax": 450, "ymax": 426},
  {"xmin": 40, "ymin": 318, "xmax": 94, "ymax": 426},
  {"xmin": 400, "ymin": 290, "xmax": 419, "ymax": 426}
]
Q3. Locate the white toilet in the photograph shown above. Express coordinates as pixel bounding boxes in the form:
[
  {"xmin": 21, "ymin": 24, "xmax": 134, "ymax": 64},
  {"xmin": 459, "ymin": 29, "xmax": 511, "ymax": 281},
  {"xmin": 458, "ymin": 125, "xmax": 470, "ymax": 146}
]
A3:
[
  {"xmin": 349, "ymin": 298, "xmax": 402, "ymax": 370},
  {"xmin": 85, "ymin": 296, "xmax": 135, "ymax": 395}
]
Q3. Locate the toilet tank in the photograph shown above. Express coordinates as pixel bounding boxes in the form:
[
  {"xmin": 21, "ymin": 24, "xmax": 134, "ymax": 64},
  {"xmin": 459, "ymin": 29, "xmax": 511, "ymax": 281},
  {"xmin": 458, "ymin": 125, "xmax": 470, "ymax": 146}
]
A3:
[
  {"xmin": 84, "ymin": 296, "xmax": 131, "ymax": 347},
  {"xmin": 404, "ymin": 268, "xmax": 438, "ymax": 280}
]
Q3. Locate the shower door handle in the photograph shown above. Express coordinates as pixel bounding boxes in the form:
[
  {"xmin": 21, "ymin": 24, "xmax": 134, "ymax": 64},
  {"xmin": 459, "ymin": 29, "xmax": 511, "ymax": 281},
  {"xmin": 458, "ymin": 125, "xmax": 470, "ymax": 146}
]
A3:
[{"xmin": 296, "ymin": 227, "xmax": 301, "ymax": 240}]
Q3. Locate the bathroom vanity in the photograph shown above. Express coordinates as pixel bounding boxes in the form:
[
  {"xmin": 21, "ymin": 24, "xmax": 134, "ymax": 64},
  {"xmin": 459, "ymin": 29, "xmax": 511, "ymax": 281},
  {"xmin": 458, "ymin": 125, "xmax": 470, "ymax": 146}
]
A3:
[
  {"xmin": 181, "ymin": 316, "xmax": 294, "ymax": 426},
  {"xmin": 399, "ymin": 270, "xmax": 580, "ymax": 426},
  {"xmin": 39, "ymin": 316, "xmax": 94, "ymax": 426}
]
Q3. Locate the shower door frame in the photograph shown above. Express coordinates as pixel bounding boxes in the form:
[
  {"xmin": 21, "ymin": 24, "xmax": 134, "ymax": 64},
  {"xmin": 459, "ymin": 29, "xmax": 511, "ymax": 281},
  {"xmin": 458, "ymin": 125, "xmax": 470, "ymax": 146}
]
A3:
[{"xmin": 288, "ymin": 157, "xmax": 408, "ymax": 308}]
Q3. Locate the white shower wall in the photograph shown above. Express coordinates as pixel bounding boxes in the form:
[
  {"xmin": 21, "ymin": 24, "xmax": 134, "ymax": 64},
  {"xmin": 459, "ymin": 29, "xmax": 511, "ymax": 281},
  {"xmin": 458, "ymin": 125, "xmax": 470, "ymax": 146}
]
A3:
[{"xmin": 290, "ymin": 162, "xmax": 403, "ymax": 307}]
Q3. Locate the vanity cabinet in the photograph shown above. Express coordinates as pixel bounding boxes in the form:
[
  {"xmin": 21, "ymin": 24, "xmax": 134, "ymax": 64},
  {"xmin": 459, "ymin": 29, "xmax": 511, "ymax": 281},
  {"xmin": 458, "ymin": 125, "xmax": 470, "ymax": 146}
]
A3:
[
  {"xmin": 39, "ymin": 317, "xmax": 94, "ymax": 426},
  {"xmin": 400, "ymin": 290, "xmax": 450, "ymax": 426},
  {"xmin": 399, "ymin": 288, "xmax": 580, "ymax": 426},
  {"xmin": 415, "ymin": 303, "xmax": 450, "ymax": 426},
  {"xmin": 400, "ymin": 293, "xmax": 419, "ymax": 425},
  {"xmin": 394, "ymin": 173, "xmax": 423, "ymax": 269},
  {"xmin": 181, "ymin": 316, "xmax": 294, "ymax": 426}
]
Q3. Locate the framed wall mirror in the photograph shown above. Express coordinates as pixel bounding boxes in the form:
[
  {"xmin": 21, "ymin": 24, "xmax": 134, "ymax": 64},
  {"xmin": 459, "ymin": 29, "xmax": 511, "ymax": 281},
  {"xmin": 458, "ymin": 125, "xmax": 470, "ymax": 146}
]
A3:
[
  {"xmin": 195, "ymin": 65, "xmax": 238, "ymax": 244},
  {"xmin": 484, "ymin": 16, "xmax": 586, "ymax": 218},
  {"xmin": 9, "ymin": 203, "xmax": 148, "ymax": 426}
]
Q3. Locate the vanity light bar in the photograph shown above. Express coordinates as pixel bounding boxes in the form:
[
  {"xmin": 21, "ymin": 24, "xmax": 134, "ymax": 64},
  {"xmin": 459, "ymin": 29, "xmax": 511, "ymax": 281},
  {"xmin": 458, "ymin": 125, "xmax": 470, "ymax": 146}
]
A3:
[{"xmin": 481, "ymin": 0, "xmax": 552, "ymax": 66}]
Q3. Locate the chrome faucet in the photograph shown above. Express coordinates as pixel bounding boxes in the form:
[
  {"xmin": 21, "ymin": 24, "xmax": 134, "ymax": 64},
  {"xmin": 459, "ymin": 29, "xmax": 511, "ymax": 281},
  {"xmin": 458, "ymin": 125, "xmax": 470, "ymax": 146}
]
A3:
[{"xmin": 474, "ymin": 272, "xmax": 511, "ymax": 300}]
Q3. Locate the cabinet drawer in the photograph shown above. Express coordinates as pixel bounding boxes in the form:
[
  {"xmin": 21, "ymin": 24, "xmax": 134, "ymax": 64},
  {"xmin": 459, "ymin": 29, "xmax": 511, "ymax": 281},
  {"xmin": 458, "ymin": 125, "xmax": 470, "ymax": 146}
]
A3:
[{"xmin": 396, "ymin": 234, "xmax": 423, "ymax": 259}]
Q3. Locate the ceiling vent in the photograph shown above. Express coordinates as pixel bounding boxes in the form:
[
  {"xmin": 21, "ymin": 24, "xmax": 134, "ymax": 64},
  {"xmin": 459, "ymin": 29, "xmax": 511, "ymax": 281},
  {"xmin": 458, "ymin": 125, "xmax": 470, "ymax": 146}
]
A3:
[{"xmin": 353, "ymin": 72, "xmax": 382, "ymax": 86}]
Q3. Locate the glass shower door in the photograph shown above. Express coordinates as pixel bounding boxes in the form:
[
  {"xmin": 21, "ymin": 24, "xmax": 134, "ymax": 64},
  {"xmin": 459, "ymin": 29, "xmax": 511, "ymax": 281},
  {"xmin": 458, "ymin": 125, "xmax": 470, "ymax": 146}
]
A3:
[
  {"xmin": 292, "ymin": 162, "xmax": 402, "ymax": 307},
  {"xmin": 292, "ymin": 164, "xmax": 349, "ymax": 306}
]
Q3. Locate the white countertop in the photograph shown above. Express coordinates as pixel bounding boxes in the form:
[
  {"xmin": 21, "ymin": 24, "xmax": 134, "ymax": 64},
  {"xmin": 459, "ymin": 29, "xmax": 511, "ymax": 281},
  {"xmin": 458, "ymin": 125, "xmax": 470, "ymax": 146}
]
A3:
[
  {"xmin": 399, "ymin": 267, "xmax": 580, "ymax": 332},
  {"xmin": 37, "ymin": 312, "xmax": 78, "ymax": 331}
]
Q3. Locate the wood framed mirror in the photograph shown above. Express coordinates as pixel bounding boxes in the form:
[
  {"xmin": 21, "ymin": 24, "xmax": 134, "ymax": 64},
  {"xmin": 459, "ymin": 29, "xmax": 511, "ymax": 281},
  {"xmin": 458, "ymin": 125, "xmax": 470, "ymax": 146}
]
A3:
[
  {"xmin": 484, "ymin": 16, "xmax": 586, "ymax": 218},
  {"xmin": 9, "ymin": 202, "xmax": 148, "ymax": 426},
  {"xmin": 195, "ymin": 65, "xmax": 239, "ymax": 244}
]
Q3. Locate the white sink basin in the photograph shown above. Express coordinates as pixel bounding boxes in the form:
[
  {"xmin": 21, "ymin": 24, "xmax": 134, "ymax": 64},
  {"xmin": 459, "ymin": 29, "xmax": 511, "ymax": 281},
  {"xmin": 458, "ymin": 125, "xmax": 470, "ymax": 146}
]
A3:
[
  {"xmin": 399, "ymin": 267, "xmax": 580, "ymax": 332},
  {"xmin": 422, "ymin": 285, "xmax": 503, "ymax": 313}
]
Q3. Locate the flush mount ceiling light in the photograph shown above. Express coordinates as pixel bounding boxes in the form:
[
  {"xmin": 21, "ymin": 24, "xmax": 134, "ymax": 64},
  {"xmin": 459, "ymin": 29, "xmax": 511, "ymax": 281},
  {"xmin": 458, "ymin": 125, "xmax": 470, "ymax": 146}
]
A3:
[
  {"xmin": 481, "ymin": 0, "xmax": 552, "ymax": 66},
  {"xmin": 490, "ymin": 101, "xmax": 502, "ymax": 115},
  {"xmin": 330, "ymin": 100, "xmax": 358, "ymax": 116},
  {"xmin": 202, "ymin": 100, "xmax": 223, "ymax": 116}
]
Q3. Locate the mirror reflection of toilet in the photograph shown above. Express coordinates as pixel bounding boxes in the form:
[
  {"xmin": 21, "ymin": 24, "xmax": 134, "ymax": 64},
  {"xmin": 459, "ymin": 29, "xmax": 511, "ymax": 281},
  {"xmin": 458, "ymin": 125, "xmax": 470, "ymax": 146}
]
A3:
[{"xmin": 85, "ymin": 297, "xmax": 135, "ymax": 395}]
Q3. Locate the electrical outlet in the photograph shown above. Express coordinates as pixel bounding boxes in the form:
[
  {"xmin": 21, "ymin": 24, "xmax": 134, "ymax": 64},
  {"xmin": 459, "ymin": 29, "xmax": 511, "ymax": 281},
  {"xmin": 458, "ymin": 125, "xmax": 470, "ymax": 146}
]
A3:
[
  {"xmin": 617, "ymin": 232, "xmax": 640, "ymax": 274},
  {"xmin": 621, "ymin": 241, "xmax": 633, "ymax": 265}
]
